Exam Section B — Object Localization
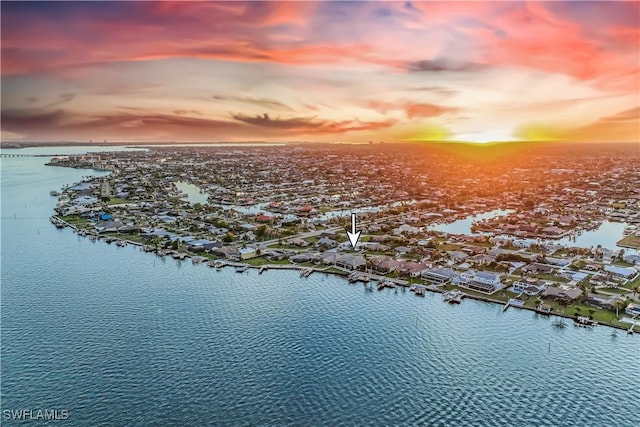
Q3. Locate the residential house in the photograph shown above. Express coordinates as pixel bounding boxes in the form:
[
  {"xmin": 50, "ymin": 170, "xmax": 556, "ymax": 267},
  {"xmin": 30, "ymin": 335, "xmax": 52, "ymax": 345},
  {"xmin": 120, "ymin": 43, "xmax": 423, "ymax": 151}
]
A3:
[
  {"xmin": 585, "ymin": 294, "xmax": 623, "ymax": 310},
  {"xmin": 421, "ymin": 267, "xmax": 457, "ymax": 285},
  {"xmin": 512, "ymin": 278, "xmax": 547, "ymax": 295},
  {"xmin": 317, "ymin": 237, "xmax": 338, "ymax": 249},
  {"xmin": 625, "ymin": 303, "xmax": 640, "ymax": 316},
  {"xmin": 212, "ymin": 246, "xmax": 240, "ymax": 260},
  {"xmin": 238, "ymin": 247, "xmax": 258, "ymax": 260},
  {"xmin": 463, "ymin": 271, "xmax": 502, "ymax": 294},
  {"xmin": 397, "ymin": 261, "xmax": 428, "ymax": 278},
  {"xmin": 336, "ymin": 254, "xmax": 366, "ymax": 270},
  {"xmin": 371, "ymin": 256, "xmax": 402, "ymax": 274},
  {"xmin": 604, "ymin": 265, "xmax": 638, "ymax": 280},
  {"xmin": 542, "ymin": 286, "xmax": 583, "ymax": 303},
  {"xmin": 95, "ymin": 220, "xmax": 124, "ymax": 233},
  {"xmin": 522, "ymin": 262, "xmax": 554, "ymax": 274}
]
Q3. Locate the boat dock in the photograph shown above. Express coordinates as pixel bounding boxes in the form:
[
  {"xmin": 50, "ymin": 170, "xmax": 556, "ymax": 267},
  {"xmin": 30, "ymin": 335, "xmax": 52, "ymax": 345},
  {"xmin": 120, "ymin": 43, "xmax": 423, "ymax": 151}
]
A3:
[
  {"xmin": 504, "ymin": 298, "xmax": 525, "ymax": 312},
  {"xmin": 574, "ymin": 316, "xmax": 598, "ymax": 328},
  {"xmin": 300, "ymin": 268, "xmax": 313, "ymax": 278},
  {"xmin": 348, "ymin": 272, "xmax": 370, "ymax": 284},
  {"xmin": 443, "ymin": 290, "xmax": 464, "ymax": 304},
  {"xmin": 410, "ymin": 285, "xmax": 426, "ymax": 297}
]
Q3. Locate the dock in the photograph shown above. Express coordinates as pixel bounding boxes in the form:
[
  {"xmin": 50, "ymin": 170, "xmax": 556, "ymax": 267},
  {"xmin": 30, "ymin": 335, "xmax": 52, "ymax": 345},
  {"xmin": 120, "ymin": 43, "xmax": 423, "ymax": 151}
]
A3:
[
  {"xmin": 443, "ymin": 290, "xmax": 464, "ymax": 304},
  {"xmin": 410, "ymin": 285, "xmax": 425, "ymax": 297},
  {"xmin": 574, "ymin": 316, "xmax": 598, "ymax": 327},
  {"xmin": 348, "ymin": 272, "xmax": 370, "ymax": 284},
  {"xmin": 300, "ymin": 268, "xmax": 313, "ymax": 278},
  {"xmin": 377, "ymin": 279, "xmax": 396, "ymax": 291}
]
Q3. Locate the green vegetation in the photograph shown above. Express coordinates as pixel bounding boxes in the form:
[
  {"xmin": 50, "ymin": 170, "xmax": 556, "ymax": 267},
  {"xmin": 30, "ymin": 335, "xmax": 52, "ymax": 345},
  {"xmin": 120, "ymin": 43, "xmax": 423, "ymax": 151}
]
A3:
[
  {"xmin": 222, "ymin": 231, "xmax": 235, "ymax": 243},
  {"xmin": 244, "ymin": 257, "xmax": 271, "ymax": 266},
  {"xmin": 107, "ymin": 197, "xmax": 128, "ymax": 205},
  {"xmin": 598, "ymin": 287, "xmax": 632, "ymax": 295},
  {"xmin": 612, "ymin": 261, "xmax": 634, "ymax": 268},
  {"xmin": 532, "ymin": 273, "xmax": 569, "ymax": 283},
  {"xmin": 563, "ymin": 304, "xmax": 626, "ymax": 327},
  {"xmin": 59, "ymin": 215, "xmax": 89, "ymax": 226},
  {"xmin": 627, "ymin": 275, "xmax": 640, "ymax": 288},
  {"xmin": 102, "ymin": 232, "xmax": 147, "ymax": 244},
  {"xmin": 266, "ymin": 243, "xmax": 298, "ymax": 250},
  {"xmin": 617, "ymin": 234, "xmax": 640, "ymax": 249}
]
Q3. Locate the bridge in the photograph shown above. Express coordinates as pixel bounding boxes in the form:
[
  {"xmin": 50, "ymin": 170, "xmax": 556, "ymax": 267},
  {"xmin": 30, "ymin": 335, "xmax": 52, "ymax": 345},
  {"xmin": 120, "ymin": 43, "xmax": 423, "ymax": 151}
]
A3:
[{"xmin": 0, "ymin": 153, "xmax": 69, "ymax": 158}]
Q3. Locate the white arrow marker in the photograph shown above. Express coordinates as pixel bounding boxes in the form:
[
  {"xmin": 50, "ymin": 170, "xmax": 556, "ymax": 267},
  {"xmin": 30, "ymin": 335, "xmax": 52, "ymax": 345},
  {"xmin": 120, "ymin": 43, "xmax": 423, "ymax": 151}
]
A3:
[{"xmin": 346, "ymin": 213, "xmax": 361, "ymax": 249}]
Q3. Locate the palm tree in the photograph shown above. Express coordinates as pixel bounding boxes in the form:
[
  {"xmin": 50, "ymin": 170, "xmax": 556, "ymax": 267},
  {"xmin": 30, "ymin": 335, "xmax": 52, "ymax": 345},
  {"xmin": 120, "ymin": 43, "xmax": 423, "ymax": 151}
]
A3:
[{"xmin": 615, "ymin": 299, "xmax": 626, "ymax": 318}]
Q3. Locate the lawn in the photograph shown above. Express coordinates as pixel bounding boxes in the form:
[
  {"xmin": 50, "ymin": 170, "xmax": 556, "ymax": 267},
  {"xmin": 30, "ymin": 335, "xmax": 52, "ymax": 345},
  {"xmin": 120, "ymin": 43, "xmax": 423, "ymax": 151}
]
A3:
[
  {"xmin": 532, "ymin": 273, "xmax": 570, "ymax": 283},
  {"xmin": 613, "ymin": 261, "xmax": 635, "ymax": 268},
  {"xmin": 103, "ymin": 232, "xmax": 147, "ymax": 244},
  {"xmin": 627, "ymin": 275, "xmax": 640, "ymax": 288},
  {"xmin": 617, "ymin": 234, "xmax": 640, "ymax": 249},
  {"xmin": 245, "ymin": 257, "xmax": 271, "ymax": 266},
  {"xmin": 563, "ymin": 304, "xmax": 626, "ymax": 327},
  {"xmin": 107, "ymin": 197, "xmax": 128, "ymax": 205},
  {"xmin": 598, "ymin": 287, "xmax": 633, "ymax": 295},
  {"xmin": 59, "ymin": 215, "xmax": 89, "ymax": 226},
  {"xmin": 266, "ymin": 243, "xmax": 299, "ymax": 250}
]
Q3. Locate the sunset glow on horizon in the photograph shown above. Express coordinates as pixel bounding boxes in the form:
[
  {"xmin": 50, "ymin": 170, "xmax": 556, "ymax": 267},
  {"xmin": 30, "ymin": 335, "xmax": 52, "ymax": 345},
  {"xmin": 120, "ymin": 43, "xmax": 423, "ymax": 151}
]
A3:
[{"xmin": 1, "ymin": 1, "xmax": 639, "ymax": 143}]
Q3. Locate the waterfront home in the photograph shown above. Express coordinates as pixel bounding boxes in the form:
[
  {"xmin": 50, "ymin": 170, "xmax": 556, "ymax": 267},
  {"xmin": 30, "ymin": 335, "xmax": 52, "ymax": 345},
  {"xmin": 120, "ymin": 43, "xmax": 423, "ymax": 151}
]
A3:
[
  {"xmin": 59, "ymin": 204, "xmax": 93, "ymax": 216},
  {"xmin": 370, "ymin": 256, "xmax": 401, "ymax": 274},
  {"xmin": 290, "ymin": 253, "xmax": 313, "ymax": 263},
  {"xmin": 336, "ymin": 254, "xmax": 366, "ymax": 270},
  {"xmin": 264, "ymin": 249, "xmax": 287, "ymax": 261},
  {"xmin": 95, "ymin": 220, "xmax": 124, "ymax": 233},
  {"xmin": 238, "ymin": 247, "xmax": 258, "ymax": 260},
  {"xmin": 473, "ymin": 271, "xmax": 501, "ymax": 286},
  {"xmin": 212, "ymin": 246, "xmax": 240, "ymax": 260},
  {"xmin": 459, "ymin": 271, "xmax": 502, "ymax": 294},
  {"xmin": 585, "ymin": 294, "xmax": 624, "ymax": 310},
  {"xmin": 511, "ymin": 278, "xmax": 547, "ymax": 295},
  {"xmin": 421, "ymin": 267, "xmax": 457, "ymax": 285},
  {"xmin": 542, "ymin": 286, "xmax": 583, "ymax": 303},
  {"xmin": 187, "ymin": 239, "xmax": 220, "ymax": 252},
  {"xmin": 321, "ymin": 251, "xmax": 339, "ymax": 265},
  {"xmin": 625, "ymin": 303, "xmax": 640, "ymax": 317},
  {"xmin": 396, "ymin": 261, "xmax": 429, "ymax": 278}
]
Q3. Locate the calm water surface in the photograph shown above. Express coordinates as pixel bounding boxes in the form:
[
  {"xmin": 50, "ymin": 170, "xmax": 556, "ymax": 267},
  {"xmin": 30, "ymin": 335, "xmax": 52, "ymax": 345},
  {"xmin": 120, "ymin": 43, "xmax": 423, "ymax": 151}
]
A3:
[
  {"xmin": 1, "ymin": 149, "xmax": 639, "ymax": 426},
  {"xmin": 175, "ymin": 181, "xmax": 209, "ymax": 205},
  {"xmin": 428, "ymin": 209, "xmax": 513, "ymax": 235},
  {"xmin": 429, "ymin": 209, "xmax": 630, "ymax": 251}
]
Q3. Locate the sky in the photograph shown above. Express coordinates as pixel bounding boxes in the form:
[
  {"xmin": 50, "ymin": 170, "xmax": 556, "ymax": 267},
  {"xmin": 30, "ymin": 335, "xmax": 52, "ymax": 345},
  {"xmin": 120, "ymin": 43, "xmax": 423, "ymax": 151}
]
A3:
[{"xmin": 1, "ymin": 1, "xmax": 639, "ymax": 143}]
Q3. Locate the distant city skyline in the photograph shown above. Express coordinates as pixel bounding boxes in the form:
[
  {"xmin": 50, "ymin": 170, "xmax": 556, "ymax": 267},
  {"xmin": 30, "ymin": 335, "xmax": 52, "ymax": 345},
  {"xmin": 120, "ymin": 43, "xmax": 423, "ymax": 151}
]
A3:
[{"xmin": 1, "ymin": 1, "xmax": 639, "ymax": 143}]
